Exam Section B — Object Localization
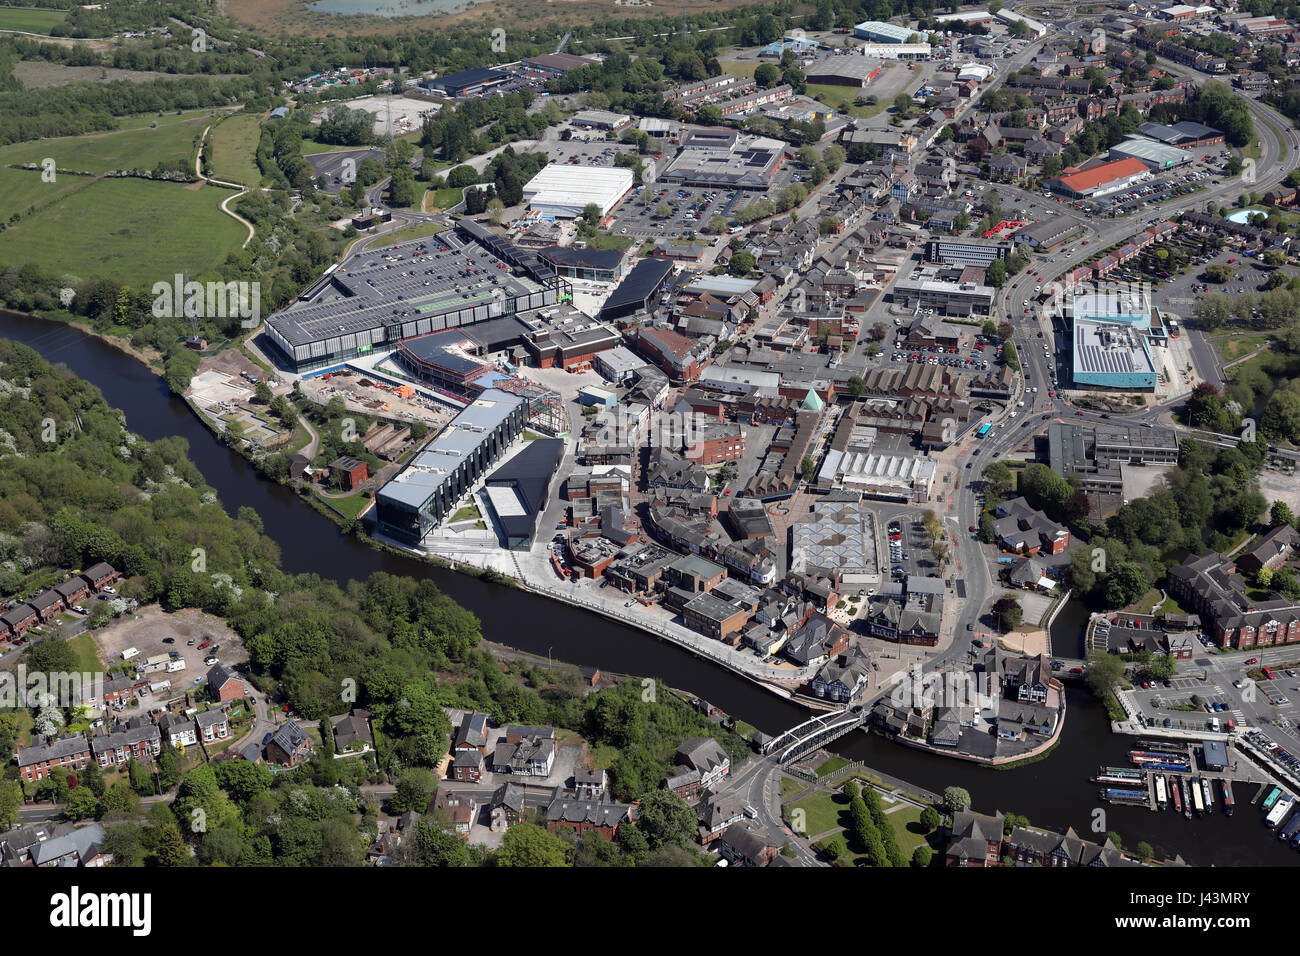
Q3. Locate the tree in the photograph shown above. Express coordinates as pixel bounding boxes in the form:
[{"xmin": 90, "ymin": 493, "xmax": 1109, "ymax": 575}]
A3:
[
  {"xmin": 982, "ymin": 461, "xmax": 1014, "ymax": 499},
  {"xmin": 389, "ymin": 768, "xmax": 437, "ymax": 815},
  {"xmin": 848, "ymin": 376, "xmax": 868, "ymax": 398},
  {"xmin": 942, "ymin": 787, "xmax": 971, "ymax": 814},
  {"xmin": 655, "ymin": 202, "xmax": 671, "ymax": 219},
  {"xmin": 911, "ymin": 845, "xmax": 932, "ymax": 867},
  {"xmin": 993, "ymin": 594, "xmax": 1023, "ymax": 632},
  {"xmin": 637, "ymin": 789, "xmax": 697, "ymax": 850},
  {"xmin": 64, "ymin": 786, "xmax": 99, "ymax": 821},
  {"xmin": 497, "ymin": 821, "xmax": 569, "ymax": 867},
  {"xmin": 800, "ymin": 456, "xmax": 818, "ymax": 482},
  {"xmin": 986, "ymin": 259, "xmax": 1007, "ymax": 288},
  {"xmin": 920, "ymin": 806, "xmax": 941, "ymax": 832},
  {"xmin": 729, "ymin": 251, "xmax": 756, "ymax": 277},
  {"xmin": 1084, "ymin": 650, "xmax": 1126, "ymax": 702},
  {"xmin": 1271, "ymin": 500, "xmax": 1296, "ymax": 530},
  {"xmin": 754, "ymin": 62, "xmax": 781, "ymax": 88},
  {"xmin": 1135, "ymin": 840, "xmax": 1155, "ymax": 861}
]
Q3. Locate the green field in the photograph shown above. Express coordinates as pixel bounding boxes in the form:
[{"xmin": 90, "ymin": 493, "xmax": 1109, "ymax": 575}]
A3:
[
  {"xmin": 209, "ymin": 113, "xmax": 263, "ymax": 186},
  {"xmin": 0, "ymin": 7, "xmax": 67, "ymax": 33},
  {"xmin": 0, "ymin": 111, "xmax": 211, "ymax": 176},
  {"xmin": 66, "ymin": 633, "xmax": 105, "ymax": 677},
  {"xmin": 0, "ymin": 165, "xmax": 92, "ymax": 223},
  {"xmin": 0, "ymin": 178, "xmax": 247, "ymax": 285}
]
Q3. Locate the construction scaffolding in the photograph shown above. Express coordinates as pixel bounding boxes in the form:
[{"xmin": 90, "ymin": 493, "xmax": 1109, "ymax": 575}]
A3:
[{"xmin": 498, "ymin": 377, "xmax": 566, "ymax": 436}]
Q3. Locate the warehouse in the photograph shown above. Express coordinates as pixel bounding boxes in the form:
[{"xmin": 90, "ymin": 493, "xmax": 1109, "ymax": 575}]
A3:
[
  {"xmin": 1136, "ymin": 120, "xmax": 1224, "ymax": 147},
  {"xmin": 263, "ymin": 223, "xmax": 568, "ymax": 373},
  {"xmin": 1108, "ymin": 137, "xmax": 1192, "ymax": 170},
  {"xmin": 852, "ymin": 42, "xmax": 931, "ymax": 60},
  {"xmin": 1047, "ymin": 157, "xmax": 1150, "ymax": 198},
  {"xmin": 375, "ymin": 389, "xmax": 528, "ymax": 545},
  {"xmin": 571, "ymin": 109, "xmax": 633, "ymax": 131},
  {"xmin": 934, "ymin": 9, "xmax": 994, "ymax": 24},
  {"xmin": 854, "ymin": 20, "xmax": 918, "ymax": 43},
  {"xmin": 520, "ymin": 53, "xmax": 597, "ymax": 78},
  {"xmin": 994, "ymin": 9, "xmax": 1047, "ymax": 36},
  {"xmin": 420, "ymin": 67, "xmax": 510, "ymax": 97},
  {"xmin": 523, "ymin": 165, "xmax": 635, "ymax": 218},
  {"xmin": 804, "ymin": 55, "xmax": 883, "ymax": 87}
]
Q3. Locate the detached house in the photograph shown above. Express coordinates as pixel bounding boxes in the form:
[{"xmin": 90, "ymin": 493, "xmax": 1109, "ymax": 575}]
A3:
[
  {"xmin": 493, "ymin": 725, "xmax": 556, "ymax": 777},
  {"xmin": 266, "ymin": 721, "xmax": 312, "ymax": 767}
]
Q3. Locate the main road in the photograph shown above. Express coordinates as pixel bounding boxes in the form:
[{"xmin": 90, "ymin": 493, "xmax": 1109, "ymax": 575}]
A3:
[{"xmin": 912, "ymin": 50, "xmax": 1300, "ymax": 677}]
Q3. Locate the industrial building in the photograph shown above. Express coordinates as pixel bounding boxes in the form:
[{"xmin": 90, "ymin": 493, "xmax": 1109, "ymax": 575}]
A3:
[
  {"xmin": 804, "ymin": 55, "xmax": 883, "ymax": 87},
  {"xmin": 1136, "ymin": 120, "xmax": 1224, "ymax": 147},
  {"xmin": 853, "ymin": 20, "xmax": 919, "ymax": 43},
  {"xmin": 994, "ymin": 9, "xmax": 1047, "ymax": 36},
  {"xmin": 375, "ymin": 389, "xmax": 528, "ymax": 545},
  {"xmin": 1011, "ymin": 216, "xmax": 1082, "ymax": 250},
  {"xmin": 1047, "ymin": 157, "xmax": 1150, "ymax": 198},
  {"xmin": 522, "ymin": 165, "xmax": 635, "ymax": 218},
  {"xmin": 1108, "ymin": 137, "xmax": 1192, "ymax": 170},
  {"xmin": 420, "ymin": 67, "xmax": 510, "ymax": 97},
  {"xmin": 263, "ymin": 220, "xmax": 570, "ymax": 373}
]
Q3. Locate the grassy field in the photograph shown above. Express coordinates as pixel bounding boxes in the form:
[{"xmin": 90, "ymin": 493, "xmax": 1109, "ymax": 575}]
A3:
[
  {"xmin": 0, "ymin": 111, "xmax": 212, "ymax": 176},
  {"xmin": 209, "ymin": 113, "xmax": 264, "ymax": 186},
  {"xmin": 0, "ymin": 6, "xmax": 67, "ymax": 33},
  {"xmin": 788, "ymin": 789, "xmax": 847, "ymax": 838},
  {"xmin": 422, "ymin": 187, "xmax": 465, "ymax": 212},
  {"xmin": 0, "ymin": 165, "xmax": 93, "ymax": 223},
  {"xmin": 300, "ymin": 138, "xmax": 359, "ymax": 156},
  {"xmin": 373, "ymin": 221, "xmax": 444, "ymax": 247},
  {"xmin": 66, "ymin": 632, "xmax": 105, "ymax": 677},
  {"xmin": 1212, "ymin": 329, "xmax": 1278, "ymax": 362},
  {"xmin": 316, "ymin": 489, "xmax": 373, "ymax": 521},
  {"xmin": 0, "ymin": 179, "xmax": 247, "ymax": 285}
]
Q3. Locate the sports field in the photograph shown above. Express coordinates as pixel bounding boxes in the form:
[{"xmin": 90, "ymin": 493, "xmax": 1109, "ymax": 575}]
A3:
[
  {"xmin": 0, "ymin": 178, "xmax": 248, "ymax": 285},
  {"xmin": 0, "ymin": 7, "xmax": 67, "ymax": 34},
  {"xmin": 209, "ymin": 113, "xmax": 263, "ymax": 186}
]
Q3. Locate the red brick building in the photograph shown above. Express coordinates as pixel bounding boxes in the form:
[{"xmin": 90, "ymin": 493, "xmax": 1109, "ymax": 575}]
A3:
[{"xmin": 686, "ymin": 422, "xmax": 745, "ymax": 465}]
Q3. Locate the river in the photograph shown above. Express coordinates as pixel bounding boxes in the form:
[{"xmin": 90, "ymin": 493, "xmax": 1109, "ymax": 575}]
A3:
[{"xmin": 2, "ymin": 310, "xmax": 1295, "ymax": 866}]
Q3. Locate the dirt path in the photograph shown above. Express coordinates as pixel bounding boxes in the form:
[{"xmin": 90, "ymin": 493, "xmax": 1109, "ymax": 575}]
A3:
[{"xmin": 197, "ymin": 122, "xmax": 256, "ymax": 248}]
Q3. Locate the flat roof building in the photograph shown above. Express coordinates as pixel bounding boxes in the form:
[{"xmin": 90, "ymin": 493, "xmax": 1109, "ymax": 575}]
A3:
[
  {"xmin": 484, "ymin": 438, "xmax": 565, "ymax": 550},
  {"xmin": 523, "ymin": 165, "xmax": 634, "ymax": 218},
  {"xmin": 1048, "ymin": 157, "xmax": 1150, "ymax": 198},
  {"xmin": 923, "ymin": 239, "xmax": 1011, "ymax": 268},
  {"xmin": 892, "ymin": 277, "xmax": 995, "ymax": 317},
  {"xmin": 1108, "ymin": 137, "xmax": 1192, "ymax": 170},
  {"xmin": 854, "ymin": 20, "xmax": 919, "ymax": 43},
  {"xmin": 1072, "ymin": 319, "xmax": 1157, "ymax": 391},
  {"xmin": 375, "ymin": 389, "xmax": 527, "ymax": 545},
  {"xmin": 421, "ymin": 67, "xmax": 510, "ymax": 97}
]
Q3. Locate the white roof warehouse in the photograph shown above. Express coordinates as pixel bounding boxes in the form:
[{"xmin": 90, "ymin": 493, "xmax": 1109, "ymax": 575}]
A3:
[{"xmin": 522, "ymin": 165, "xmax": 635, "ymax": 218}]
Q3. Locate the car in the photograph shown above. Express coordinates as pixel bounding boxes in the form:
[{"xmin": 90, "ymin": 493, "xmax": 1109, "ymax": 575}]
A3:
[
  {"xmin": 1279, "ymin": 696, "xmax": 1291, "ymax": 704},
  {"xmin": 162, "ymin": 637, "xmax": 174, "ymax": 644},
  {"xmin": 103, "ymin": 587, "xmax": 116, "ymax": 595},
  {"xmin": 204, "ymin": 656, "xmax": 218, "ymax": 666},
  {"xmin": 967, "ymin": 623, "xmax": 975, "ymax": 631},
  {"xmin": 1246, "ymin": 658, "xmax": 1259, "ymax": 665},
  {"xmin": 1069, "ymin": 667, "xmax": 1083, "ymax": 675},
  {"xmin": 193, "ymin": 677, "xmax": 204, "ymax": 685},
  {"xmin": 624, "ymin": 600, "xmax": 635, "ymax": 608},
  {"xmin": 197, "ymin": 640, "xmax": 209, "ymax": 650}
]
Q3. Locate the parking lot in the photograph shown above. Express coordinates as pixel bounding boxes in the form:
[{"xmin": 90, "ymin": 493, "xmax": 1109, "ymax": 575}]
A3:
[
  {"xmin": 610, "ymin": 183, "xmax": 744, "ymax": 240},
  {"xmin": 92, "ymin": 605, "xmax": 243, "ymax": 681}
]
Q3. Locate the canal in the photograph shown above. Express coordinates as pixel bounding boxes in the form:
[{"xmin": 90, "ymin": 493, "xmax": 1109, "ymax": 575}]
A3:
[{"xmin": 3, "ymin": 311, "xmax": 1295, "ymax": 866}]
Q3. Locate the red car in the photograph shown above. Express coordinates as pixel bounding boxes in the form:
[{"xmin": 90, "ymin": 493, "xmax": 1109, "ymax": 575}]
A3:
[
  {"xmin": 1246, "ymin": 658, "xmax": 1258, "ymax": 665},
  {"xmin": 1069, "ymin": 667, "xmax": 1083, "ymax": 675},
  {"xmin": 969, "ymin": 525, "xmax": 978, "ymax": 532},
  {"xmin": 197, "ymin": 641, "xmax": 210, "ymax": 650}
]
